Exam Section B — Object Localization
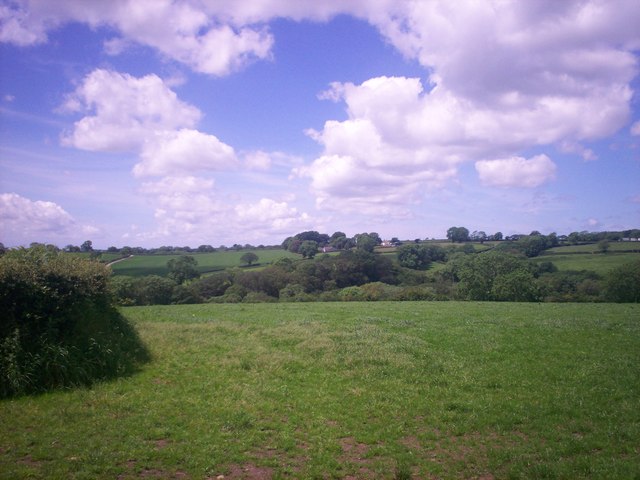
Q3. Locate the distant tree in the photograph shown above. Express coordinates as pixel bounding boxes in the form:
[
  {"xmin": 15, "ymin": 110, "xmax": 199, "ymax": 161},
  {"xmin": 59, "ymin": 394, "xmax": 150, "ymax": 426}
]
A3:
[
  {"xmin": 299, "ymin": 240, "xmax": 319, "ymax": 259},
  {"xmin": 197, "ymin": 244, "xmax": 216, "ymax": 253},
  {"xmin": 492, "ymin": 232, "xmax": 503, "ymax": 241},
  {"xmin": 368, "ymin": 232, "xmax": 382, "ymax": 245},
  {"xmin": 447, "ymin": 226, "xmax": 470, "ymax": 243},
  {"xmin": 597, "ymin": 239, "xmax": 610, "ymax": 254},
  {"xmin": 136, "ymin": 275, "xmax": 176, "ymax": 305},
  {"xmin": 330, "ymin": 232, "xmax": 350, "ymax": 249},
  {"xmin": 107, "ymin": 246, "xmax": 119, "ymax": 253},
  {"xmin": 398, "ymin": 244, "xmax": 430, "ymax": 270},
  {"xmin": 240, "ymin": 252, "xmax": 259, "ymax": 266},
  {"xmin": 0, "ymin": 243, "xmax": 5, "ymax": 256},
  {"xmin": 81, "ymin": 240, "xmax": 93, "ymax": 252},
  {"xmin": 471, "ymin": 231, "xmax": 487, "ymax": 243},
  {"xmin": 397, "ymin": 244, "xmax": 445, "ymax": 270},
  {"xmin": 167, "ymin": 255, "xmax": 200, "ymax": 284},
  {"xmin": 456, "ymin": 251, "xmax": 535, "ymax": 301},
  {"xmin": 355, "ymin": 233, "xmax": 378, "ymax": 253},
  {"xmin": 604, "ymin": 260, "xmax": 640, "ymax": 302}
]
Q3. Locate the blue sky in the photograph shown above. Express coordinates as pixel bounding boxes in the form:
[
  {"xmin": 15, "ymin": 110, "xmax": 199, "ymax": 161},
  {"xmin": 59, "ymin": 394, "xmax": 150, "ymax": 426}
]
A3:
[{"xmin": 1, "ymin": 1, "xmax": 639, "ymax": 248}]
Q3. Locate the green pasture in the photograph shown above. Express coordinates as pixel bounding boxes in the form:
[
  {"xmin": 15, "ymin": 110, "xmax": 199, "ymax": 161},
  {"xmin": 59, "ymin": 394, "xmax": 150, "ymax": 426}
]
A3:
[
  {"xmin": 536, "ymin": 252, "xmax": 640, "ymax": 275},
  {"xmin": 546, "ymin": 242, "xmax": 640, "ymax": 254},
  {"xmin": 1, "ymin": 302, "xmax": 638, "ymax": 479},
  {"xmin": 109, "ymin": 249, "xmax": 299, "ymax": 277}
]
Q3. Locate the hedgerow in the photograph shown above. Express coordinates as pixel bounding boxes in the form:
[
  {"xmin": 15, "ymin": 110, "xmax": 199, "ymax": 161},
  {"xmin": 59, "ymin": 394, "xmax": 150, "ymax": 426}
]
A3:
[{"xmin": 0, "ymin": 247, "xmax": 149, "ymax": 397}]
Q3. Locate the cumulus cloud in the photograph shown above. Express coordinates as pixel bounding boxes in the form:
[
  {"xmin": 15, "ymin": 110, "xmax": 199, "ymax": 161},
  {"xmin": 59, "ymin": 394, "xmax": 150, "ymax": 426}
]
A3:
[
  {"xmin": 0, "ymin": 0, "xmax": 274, "ymax": 76},
  {"xmin": 0, "ymin": 193, "xmax": 75, "ymax": 242},
  {"xmin": 137, "ymin": 176, "xmax": 310, "ymax": 245},
  {"xmin": 559, "ymin": 141, "xmax": 597, "ymax": 161},
  {"xmin": 235, "ymin": 198, "xmax": 310, "ymax": 233},
  {"xmin": 475, "ymin": 155, "xmax": 557, "ymax": 188},
  {"xmin": 134, "ymin": 129, "xmax": 237, "ymax": 177},
  {"xmin": 61, "ymin": 69, "xmax": 201, "ymax": 152},
  {"xmin": 300, "ymin": 0, "xmax": 639, "ymax": 208}
]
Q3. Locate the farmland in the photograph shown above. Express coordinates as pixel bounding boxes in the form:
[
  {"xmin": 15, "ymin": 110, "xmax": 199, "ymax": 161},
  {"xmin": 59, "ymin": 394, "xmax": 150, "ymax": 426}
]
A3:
[
  {"xmin": 535, "ymin": 252, "xmax": 640, "ymax": 276},
  {"xmin": 109, "ymin": 249, "xmax": 300, "ymax": 277},
  {"xmin": 1, "ymin": 302, "xmax": 638, "ymax": 479}
]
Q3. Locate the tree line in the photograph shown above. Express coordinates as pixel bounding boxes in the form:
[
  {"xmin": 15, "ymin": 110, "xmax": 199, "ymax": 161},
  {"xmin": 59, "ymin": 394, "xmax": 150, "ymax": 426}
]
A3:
[{"xmin": 109, "ymin": 234, "xmax": 640, "ymax": 305}]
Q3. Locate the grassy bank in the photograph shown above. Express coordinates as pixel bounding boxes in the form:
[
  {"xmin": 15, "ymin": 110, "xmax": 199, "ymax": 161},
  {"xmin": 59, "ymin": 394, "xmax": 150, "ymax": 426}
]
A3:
[{"xmin": 1, "ymin": 302, "xmax": 638, "ymax": 479}]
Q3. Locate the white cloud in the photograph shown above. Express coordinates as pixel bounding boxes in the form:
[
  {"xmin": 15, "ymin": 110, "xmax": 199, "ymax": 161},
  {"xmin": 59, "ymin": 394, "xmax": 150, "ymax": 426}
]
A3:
[
  {"xmin": 0, "ymin": 4, "xmax": 48, "ymax": 45},
  {"xmin": 137, "ymin": 175, "xmax": 311, "ymax": 245},
  {"xmin": 559, "ymin": 141, "xmax": 597, "ymax": 161},
  {"xmin": 300, "ymin": 0, "xmax": 639, "ymax": 208},
  {"xmin": 235, "ymin": 198, "xmax": 310, "ymax": 233},
  {"xmin": 631, "ymin": 121, "xmax": 640, "ymax": 136},
  {"xmin": 243, "ymin": 151, "xmax": 272, "ymax": 170},
  {"xmin": 475, "ymin": 155, "xmax": 557, "ymax": 188},
  {"xmin": 134, "ymin": 129, "xmax": 237, "ymax": 177},
  {"xmin": 0, "ymin": 193, "xmax": 75, "ymax": 243},
  {"xmin": 61, "ymin": 69, "xmax": 201, "ymax": 152},
  {"xmin": 0, "ymin": 0, "xmax": 274, "ymax": 76}
]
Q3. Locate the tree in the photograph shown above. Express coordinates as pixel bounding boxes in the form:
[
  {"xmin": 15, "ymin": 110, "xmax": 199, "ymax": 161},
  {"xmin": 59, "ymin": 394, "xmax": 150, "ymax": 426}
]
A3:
[
  {"xmin": 299, "ymin": 240, "xmax": 318, "ymax": 259},
  {"xmin": 354, "ymin": 233, "xmax": 378, "ymax": 253},
  {"xmin": 597, "ymin": 239, "xmax": 610, "ymax": 254},
  {"xmin": 397, "ymin": 244, "xmax": 444, "ymax": 270},
  {"xmin": 167, "ymin": 255, "xmax": 200, "ymax": 284},
  {"xmin": 240, "ymin": 252, "xmax": 259, "ymax": 266},
  {"xmin": 470, "ymin": 231, "xmax": 487, "ymax": 243},
  {"xmin": 81, "ymin": 240, "xmax": 93, "ymax": 252},
  {"xmin": 604, "ymin": 260, "xmax": 640, "ymax": 302},
  {"xmin": 446, "ymin": 226, "xmax": 470, "ymax": 243},
  {"xmin": 456, "ymin": 251, "xmax": 534, "ymax": 301}
]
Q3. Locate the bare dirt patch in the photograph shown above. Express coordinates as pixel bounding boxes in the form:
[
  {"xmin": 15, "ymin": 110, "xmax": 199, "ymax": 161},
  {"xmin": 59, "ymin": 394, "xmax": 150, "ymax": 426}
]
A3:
[
  {"xmin": 212, "ymin": 463, "xmax": 273, "ymax": 480},
  {"xmin": 17, "ymin": 454, "xmax": 42, "ymax": 467},
  {"xmin": 154, "ymin": 439, "xmax": 171, "ymax": 450}
]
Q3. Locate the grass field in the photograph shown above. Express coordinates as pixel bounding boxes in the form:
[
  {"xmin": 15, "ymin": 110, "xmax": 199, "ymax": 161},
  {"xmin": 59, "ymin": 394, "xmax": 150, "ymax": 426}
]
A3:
[
  {"xmin": 546, "ymin": 243, "xmax": 640, "ymax": 254},
  {"xmin": 109, "ymin": 249, "xmax": 300, "ymax": 277},
  {"xmin": 1, "ymin": 302, "xmax": 638, "ymax": 479},
  {"xmin": 535, "ymin": 252, "xmax": 640, "ymax": 275}
]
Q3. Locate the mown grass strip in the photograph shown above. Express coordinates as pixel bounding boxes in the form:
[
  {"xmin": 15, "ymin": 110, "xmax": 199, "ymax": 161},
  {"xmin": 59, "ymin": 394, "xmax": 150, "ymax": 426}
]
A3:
[{"xmin": 1, "ymin": 302, "xmax": 638, "ymax": 479}]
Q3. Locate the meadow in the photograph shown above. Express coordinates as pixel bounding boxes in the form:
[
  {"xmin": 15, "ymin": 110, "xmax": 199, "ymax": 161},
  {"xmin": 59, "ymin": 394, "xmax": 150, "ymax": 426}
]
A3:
[
  {"xmin": 535, "ymin": 252, "xmax": 640, "ymax": 276},
  {"xmin": 1, "ymin": 302, "xmax": 638, "ymax": 479},
  {"xmin": 109, "ymin": 249, "xmax": 300, "ymax": 277}
]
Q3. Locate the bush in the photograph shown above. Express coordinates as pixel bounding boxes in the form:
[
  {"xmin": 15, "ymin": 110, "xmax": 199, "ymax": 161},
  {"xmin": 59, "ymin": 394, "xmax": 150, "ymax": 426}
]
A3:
[
  {"xmin": 605, "ymin": 260, "xmax": 640, "ymax": 302},
  {"xmin": 338, "ymin": 286, "xmax": 366, "ymax": 301},
  {"xmin": 0, "ymin": 247, "xmax": 149, "ymax": 397}
]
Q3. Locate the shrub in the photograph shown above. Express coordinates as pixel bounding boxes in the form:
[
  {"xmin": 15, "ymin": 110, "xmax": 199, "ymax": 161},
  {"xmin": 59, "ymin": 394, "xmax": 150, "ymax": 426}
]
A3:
[
  {"xmin": 604, "ymin": 260, "xmax": 640, "ymax": 302},
  {"xmin": 338, "ymin": 286, "xmax": 366, "ymax": 301},
  {"xmin": 242, "ymin": 291, "xmax": 277, "ymax": 303},
  {"xmin": 0, "ymin": 247, "xmax": 149, "ymax": 397}
]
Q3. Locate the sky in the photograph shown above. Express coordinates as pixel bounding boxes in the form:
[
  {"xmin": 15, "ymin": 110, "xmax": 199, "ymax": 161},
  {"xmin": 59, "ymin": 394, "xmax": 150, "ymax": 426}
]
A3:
[{"xmin": 1, "ymin": 0, "xmax": 639, "ymax": 249}]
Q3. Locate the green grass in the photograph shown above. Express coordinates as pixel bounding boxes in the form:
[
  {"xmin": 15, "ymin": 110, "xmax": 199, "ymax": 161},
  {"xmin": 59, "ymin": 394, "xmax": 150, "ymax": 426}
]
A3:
[
  {"xmin": 1, "ymin": 302, "xmax": 638, "ymax": 479},
  {"xmin": 535, "ymin": 252, "xmax": 640, "ymax": 275},
  {"xmin": 109, "ymin": 249, "xmax": 299, "ymax": 276},
  {"xmin": 546, "ymin": 243, "xmax": 640, "ymax": 254}
]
